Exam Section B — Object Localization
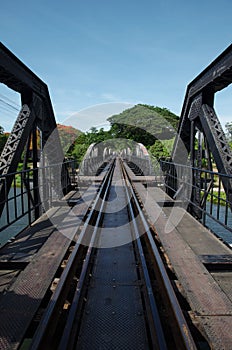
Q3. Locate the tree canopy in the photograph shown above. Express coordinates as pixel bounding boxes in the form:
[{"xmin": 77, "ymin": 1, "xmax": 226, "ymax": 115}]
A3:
[
  {"xmin": 67, "ymin": 104, "xmax": 180, "ymax": 163},
  {"xmin": 0, "ymin": 105, "xmax": 181, "ymax": 164},
  {"xmin": 225, "ymin": 122, "xmax": 232, "ymax": 149},
  {"xmin": 57, "ymin": 124, "xmax": 82, "ymax": 153},
  {"xmin": 107, "ymin": 104, "xmax": 179, "ymax": 146},
  {"xmin": 0, "ymin": 126, "xmax": 9, "ymax": 154},
  {"xmin": 225, "ymin": 122, "xmax": 232, "ymax": 140}
]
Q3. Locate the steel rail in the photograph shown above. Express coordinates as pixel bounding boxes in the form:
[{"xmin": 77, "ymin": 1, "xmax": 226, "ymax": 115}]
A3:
[
  {"xmin": 120, "ymin": 159, "xmax": 168, "ymax": 349},
  {"xmin": 58, "ymin": 158, "xmax": 167, "ymax": 349},
  {"xmin": 29, "ymin": 160, "xmax": 115, "ymax": 350},
  {"xmin": 57, "ymin": 160, "xmax": 115, "ymax": 350},
  {"xmin": 122, "ymin": 160, "xmax": 197, "ymax": 350},
  {"xmin": 29, "ymin": 158, "xmax": 197, "ymax": 349}
]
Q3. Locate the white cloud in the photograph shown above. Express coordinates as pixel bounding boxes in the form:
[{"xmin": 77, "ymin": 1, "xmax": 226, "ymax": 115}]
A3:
[
  {"xmin": 60, "ymin": 102, "xmax": 134, "ymax": 132},
  {"xmin": 100, "ymin": 93, "xmax": 120, "ymax": 102}
]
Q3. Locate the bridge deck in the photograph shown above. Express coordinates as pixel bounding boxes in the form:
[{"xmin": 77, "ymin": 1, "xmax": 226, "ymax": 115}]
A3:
[
  {"xmin": 0, "ymin": 169, "xmax": 231, "ymax": 349},
  {"xmin": 133, "ymin": 181, "xmax": 232, "ymax": 349},
  {"xmin": 0, "ymin": 183, "xmax": 100, "ymax": 350},
  {"xmin": 76, "ymin": 159, "xmax": 149, "ymax": 349}
]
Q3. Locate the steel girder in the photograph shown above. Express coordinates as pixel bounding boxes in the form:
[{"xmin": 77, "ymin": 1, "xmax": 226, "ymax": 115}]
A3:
[
  {"xmin": 0, "ymin": 43, "xmax": 69, "ymax": 218},
  {"xmin": 0, "ymin": 105, "xmax": 32, "ymax": 175},
  {"xmin": 171, "ymin": 44, "xmax": 232, "ymax": 215},
  {"xmin": 0, "ymin": 42, "xmax": 61, "ymax": 147}
]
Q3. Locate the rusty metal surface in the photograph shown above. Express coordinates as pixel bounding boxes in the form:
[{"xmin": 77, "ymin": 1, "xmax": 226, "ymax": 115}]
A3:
[
  {"xmin": 0, "ymin": 216, "xmax": 55, "ymax": 262},
  {"xmin": 199, "ymin": 254, "xmax": 232, "ymax": 271},
  {"xmin": 196, "ymin": 315, "xmax": 232, "ymax": 350},
  {"xmin": 133, "ymin": 182, "xmax": 232, "ymax": 348},
  {"xmin": 211, "ymin": 272, "xmax": 232, "ymax": 303},
  {"xmin": 0, "ymin": 229, "xmax": 71, "ymax": 350},
  {"xmin": 0, "ymin": 269, "xmax": 19, "ymax": 293},
  {"xmin": 0, "ymin": 184, "xmax": 99, "ymax": 350},
  {"xmin": 162, "ymin": 207, "xmax": 232, "ymax": 256}
]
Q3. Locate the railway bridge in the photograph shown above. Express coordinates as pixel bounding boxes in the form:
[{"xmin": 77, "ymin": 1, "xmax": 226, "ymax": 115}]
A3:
[{"xmin": 0, "ymin": 43, "xmax": 232, "ymax": 349}]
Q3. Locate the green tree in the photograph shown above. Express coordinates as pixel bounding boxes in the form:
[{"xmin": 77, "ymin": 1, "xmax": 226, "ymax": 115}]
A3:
[
  {"xmin": 72, "ymin": 143, "xmax": 89, "ymax": 164},
  {"xmin": 108, "ymin": 104, "xmax": 179, "ymax": 147},
  {"xmin": 149, "ymin": 139, "xmax": 173, "ymax": 160},
  {"xmin": 71, "ymin": 127, "xmax": 113, "ymax": 163},
  {"xmin": 57, "ymin": 124, "xmax": 81, "ymax": 154},
  {"xmin": 0, "ymin": 126, "xmax": 9, "ymax": 154},
  {"xmin": 69, "ymin": 105, "xmax": 179, "ymax": 162},
  {"xmin": 225, "ymin": 122, "xmax": 232, "ymax": 141}
]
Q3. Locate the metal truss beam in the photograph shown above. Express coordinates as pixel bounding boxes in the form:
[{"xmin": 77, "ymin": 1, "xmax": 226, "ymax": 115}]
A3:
[
  {"xmin": 0, "ymin": 42, "xmax": 61, "ymax": 146},
  {"xmin": 0, "ymin": 43, "xmax": 69, "ymax": 218},
  {"xmin": 171, "ymin": 44, "xmax": 232, "ymax": 214},
  {"xmin": 173, "ymin": 44, "xmax": 232, "ymax": 158},
  {"xmin": 0, "ymin": 43, "xmax": 48, "ymax": 98},
  {"xmin": 0, "ymin": 105, "xmax": 32, "ymax": 175},
  {"xmin": 0, "ymin": 105, "xmax": 35, "ymax": 216}
]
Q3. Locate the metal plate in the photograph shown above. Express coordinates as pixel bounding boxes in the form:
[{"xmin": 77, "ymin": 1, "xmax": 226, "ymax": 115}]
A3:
[{"xmin": 196, "ymin": 315, "xmax": 232, "ymax": 350}]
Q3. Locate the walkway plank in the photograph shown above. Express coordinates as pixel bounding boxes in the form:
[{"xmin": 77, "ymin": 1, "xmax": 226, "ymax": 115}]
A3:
[
  {"xmin": 0, "ymin": 184, "xmax": 99, "ymax": 350},
  {"xmin": 134, "ymin": 182, "xmax": 232, "ymax": 350}
]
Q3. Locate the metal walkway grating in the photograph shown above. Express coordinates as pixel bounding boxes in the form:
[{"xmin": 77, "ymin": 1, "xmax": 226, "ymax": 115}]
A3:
[{"xmin": 76, "ymin": 161, "xmax": 149, "ymax": 349}]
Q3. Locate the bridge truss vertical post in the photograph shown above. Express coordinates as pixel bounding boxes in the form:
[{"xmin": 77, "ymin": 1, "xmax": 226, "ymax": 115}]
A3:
[
  {"xmin": 0, "ymin": 42, "xmax": 69, "ymax": 222},
  {"xmin": 169, "ymin": 44, "xmax": 232, "ymax": 218}
]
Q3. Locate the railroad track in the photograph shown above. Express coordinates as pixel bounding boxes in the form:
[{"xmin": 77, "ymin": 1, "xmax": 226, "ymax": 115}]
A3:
[{"xmin": 25, "ymin": 157, "xmax": 199, "ymax": 350}]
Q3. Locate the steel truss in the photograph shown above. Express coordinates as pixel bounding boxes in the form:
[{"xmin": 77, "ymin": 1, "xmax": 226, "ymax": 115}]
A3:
[
  {"xmin": 0, "ymin": 43, "xmax": 70, "ymax": 219},
  {"xmin": 170, "ymin": 44, "xmax": 232, "ymax": 217}
]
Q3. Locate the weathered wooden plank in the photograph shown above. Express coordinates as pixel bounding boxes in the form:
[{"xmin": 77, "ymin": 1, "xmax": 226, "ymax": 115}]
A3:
[
  {"xmin": 0, "ymin": 183, "xmax": 99, "ymax": 350},
  {"xmin": 134, "ymin": 182, "xmax": 232, "ymax": 349}
]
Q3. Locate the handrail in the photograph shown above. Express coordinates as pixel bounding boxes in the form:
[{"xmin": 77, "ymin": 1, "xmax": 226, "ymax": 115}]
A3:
[
  {"xmin": 0, "ymin": 160, "xmax": 77, "ymax": 243},
  {"xmin": 159, "ymin": 159, "xmax": 232, "ymax": 245}
]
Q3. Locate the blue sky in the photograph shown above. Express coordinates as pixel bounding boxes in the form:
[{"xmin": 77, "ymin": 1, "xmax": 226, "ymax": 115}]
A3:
[{"xmin": 0, "ymin": 0, "xmax": 232, "ymax": 132}]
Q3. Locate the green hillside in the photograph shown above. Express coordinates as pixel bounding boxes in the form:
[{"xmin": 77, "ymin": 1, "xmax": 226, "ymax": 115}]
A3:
[
  {"xmin": 57, "ymin": 124, "xmax": 82, "ymax": 153},
  {"xmin": 108, "ymin": 104, "xmax": 179, "ymax": 146}
]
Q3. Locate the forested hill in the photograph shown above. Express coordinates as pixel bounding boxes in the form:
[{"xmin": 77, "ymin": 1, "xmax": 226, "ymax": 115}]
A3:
[
  {"xmin": 107, "ymin": 104, "xmax": 179, "ymax": 146},
  {"xmin": 57, "ymin": 124, "xmax": 82, "ymax": 153},
  {"xmin": 0, "ymin": 105, "xmax": 180, "ymax": 164}
]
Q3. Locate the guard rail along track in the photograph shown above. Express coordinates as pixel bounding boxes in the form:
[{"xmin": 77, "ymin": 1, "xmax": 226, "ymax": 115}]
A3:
[{"xmin": 24, "ymin": 157, "xmax": 204, "ymax": 350}]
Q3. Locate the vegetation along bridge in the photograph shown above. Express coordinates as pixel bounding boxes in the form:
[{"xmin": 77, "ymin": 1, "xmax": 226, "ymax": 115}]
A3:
[{"xmin": 0, "ymin": 42, "xmax": 232, "ymax": 349}]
